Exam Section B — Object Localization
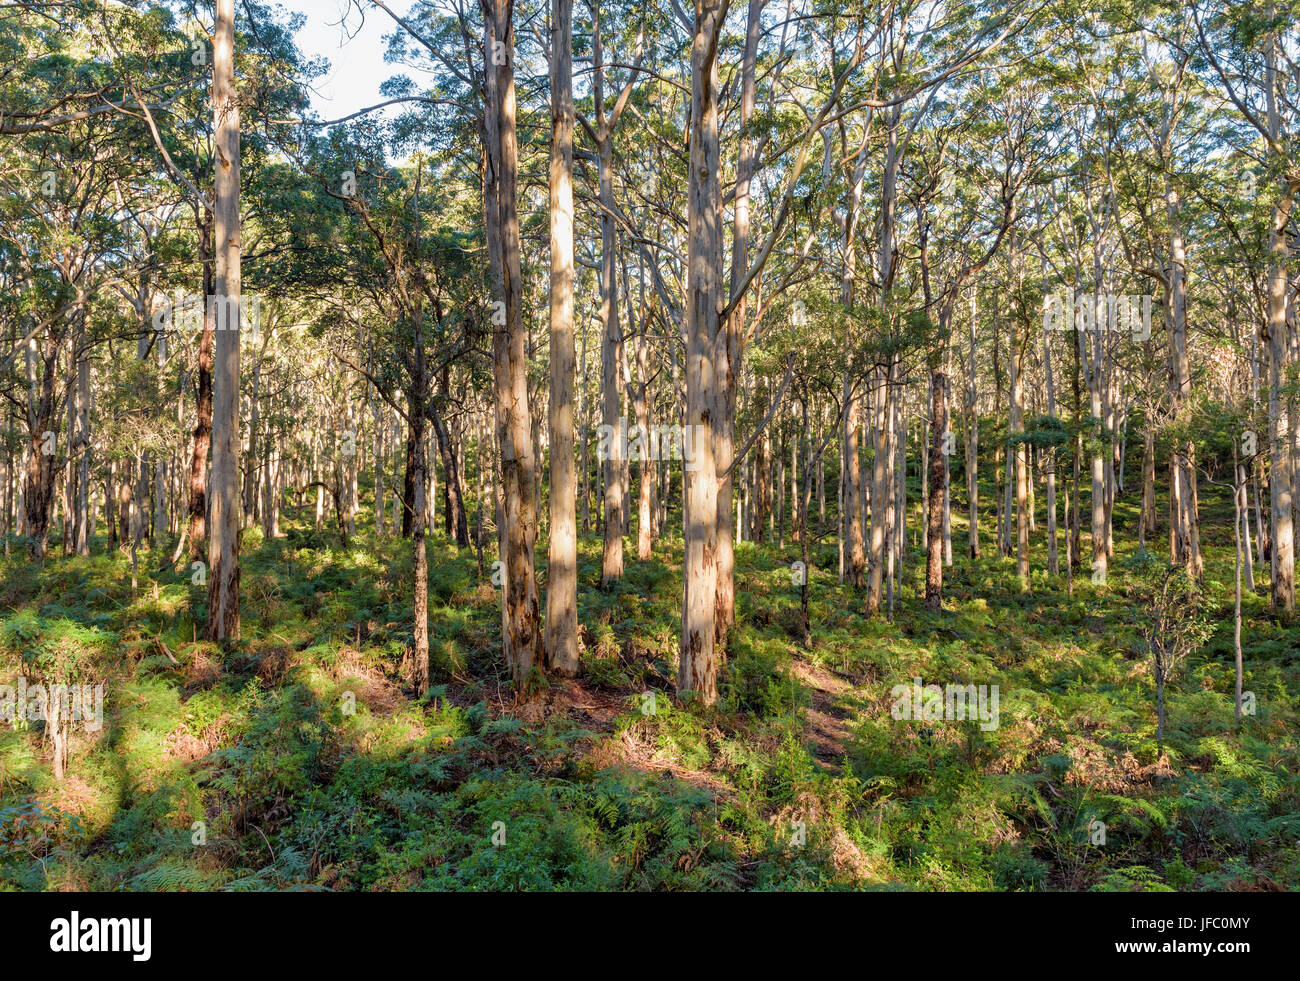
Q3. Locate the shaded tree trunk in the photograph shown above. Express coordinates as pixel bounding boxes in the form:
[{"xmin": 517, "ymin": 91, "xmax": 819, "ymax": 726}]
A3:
[{"xmin": 483, "ymin": 0, "xmax": 543, "ymax": 690}]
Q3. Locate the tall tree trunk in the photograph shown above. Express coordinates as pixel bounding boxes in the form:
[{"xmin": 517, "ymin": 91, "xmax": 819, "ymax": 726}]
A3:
[
  {"xmin": 412, "ymin": 315, "xmax": 430, "ymax": 691},
  {"xmin": 925, "ymin": 365, "xmax": 948, "ymax": 611},
  {"xmin": 867, "ymin": 367, "xmax": 888, "ymax": 614},
  {"xmin": 178, "ymin": 208, "xmax": 215, "ymax": 564},
  {"xmin": 207, "ymin": 0, "xmax": 241, "ymax": 642},
  {"xmin": 22, "ymin": 376, "xmax": 57, "ymax": 562},
  {"xmin": 1167, "ymin": 187, "xmax": 1202, "ymax": 578},
  {"xmin": 545, "ymin": 0, "xmax": 579, "ymax": 675},
  {"xmin": 430, "ymin": 404, "xmax": 470, "ymax": 546},
  {"xmin": 374, "ymin": 394, "xmax": 386, "ymax": 535},
  {"xmin": 1265, "ymin": 166, "xmax": 1295, "ymax": 612},
  {"xmin": 1082, "ymin": 292, "xmax": 1107, "ymax": 583},
  {"xmin": 634, "ymin": 316, "xmax": 653, "ymax": 560},
  {"xmin": 593, "ymin": 3, "xmax": 624, "ymax": 587},
  {"xmin": 965, "ymin": 291, "xmax": 980, "ymax": 560},
  {"xmin": 1040, "ymin": 273, "xmax": 1059, "ymax": 575},
  {"xmin": 1011, "ymin": 317, "xmax": 1029, "ymax": 587},
  {"xmin": 712, "ymin": 0, "xmax": 763, "ymax": 646},
  {"xmin": 483, "ymin": 0, "xmax": 543, "ymax": 690},
  {"xmin": 679, "ymin": 0, "xmax": 728, "ymax": 703},
  {"xmin": 402, "ymin": 427, "xmax": 416, "ymax": 537}
]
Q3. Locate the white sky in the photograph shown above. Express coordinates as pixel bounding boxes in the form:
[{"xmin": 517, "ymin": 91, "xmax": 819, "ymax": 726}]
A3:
[{"xmin": 279, "ymin": 0, "xmax": 400, "ymax": 121}]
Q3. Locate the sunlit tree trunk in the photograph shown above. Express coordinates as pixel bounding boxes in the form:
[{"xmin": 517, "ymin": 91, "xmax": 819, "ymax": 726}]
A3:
[
  {"xmin": 545, "ymin": 0, "xmax": 579, "ymax": 675},
  {"xmin": 411, "ymin": 302, "xmax": 429, "ymax": 691},
  {"xmin": 679, "ymin": 0, "xmax": 727, "ymax": 703},
  {"xmin": 592, "ymin": 3, "xmax": 624, "ymax": 587},
  {"xmin": 965, "ymin": 291, "xmax": 979, "ymax": 560},
  {"xmin": 925, "ymin": 364, "xmax": 948, "ymax": 611},
  {"xmin": 1167, "ymin": 187, "xmax": 1201, "ymax": 578},
  {"xmin": 1011, "ymin": 317, "xmax": 1029, "ymax": 588}
]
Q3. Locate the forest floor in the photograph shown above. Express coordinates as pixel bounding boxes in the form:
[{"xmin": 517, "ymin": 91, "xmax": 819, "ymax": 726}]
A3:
[{"xmin": 1, "ymin": 488, "xmax": 1298, "ymax": 891}]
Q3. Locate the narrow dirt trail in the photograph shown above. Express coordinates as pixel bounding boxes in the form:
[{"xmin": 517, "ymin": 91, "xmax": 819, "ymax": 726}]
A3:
[{"xmin": 788, "ymin": 659, "xmax": 856, "ymax": 768}]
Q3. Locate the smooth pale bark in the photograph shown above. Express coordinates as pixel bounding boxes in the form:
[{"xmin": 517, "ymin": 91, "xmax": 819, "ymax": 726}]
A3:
[
  {"xmin": 1266, "ymin": 204, "xmax": 1295, "ymax": 614},
  {"xmin": 544, "ymin": 0, "xmax": 579, "ymax": 676},
  {"xmin": 867, "ymin": 368, "xmax": 888, "ymax": 614},
  {"xmin": 1040, "ymin": 281, "xmax": 1058, "ymax": 575},
  {"xmin": 592, "ymin": 3, "xmax": 628, "ymax": 587},
  {"xmin": 1262, "ymin": 31, "xmax": 1296, "ymax": 614},
  {"xmin": 135, "ymin": 319, "xmax": 154, "ymax": 548},
  {"xmin": 1080, "ymin": 293, "xmax": 1107, "ymax": 584},
  {"xmin": 776, "ymin": 426, "xmax": 785, "ymax": 547},
  {"xmin": 751, "ymin": 384, "xmax": 771, "ymax": 543},
  {"xmin": 942, "ymin": 341, "xmax": 952, "ymax": 567},
  {"xmin": 579, "ymin": 322, "xmax": 590, "ymax": 534},
  {"xmin": 1240, "ymin": 461, "xmax": 1255, "ymax": 591},
  {"xmin": 1233, "ymin": 448, "xmax": 1246, "ymax": 726},
  {"xmin": 1011, "ymin": 320, "xmax": 1029, "ymax": 587},
  {"xmin": 797, "ymin": 398, "xmax": 812, "ymax": 643},
  {"xmin": 1028, "ymin": 442, "xmax": 1036, "ymax": 535},
  {"xmin": 244, "ymin": 346, "xmax": 261, "ymax": 525},
  {"xmin": 1167, "ymin": 187, "xmax": 1202, "ymax": 578},
  {"xmin": 1141, "ymin": 393, "xmax": 1156, "ymax": 543},
  {"xmin": 597, "ymin": 171, "xmax": 624, "ymax": 585},
  {"xmin": 843, "ymin": 382, "xmax": 865, "ymax": 587},
  {"xmin": 261, "ymin": 438, "xmax": 278, "ymax": 540},
  {"xmin": 840, "ymin": 123, "xmax": 871, "ymax": 589},
  {"xmin": 633, "ymin": 317, "xmax": 653, "ymax": 560},
  {"xmin": 713, "ymin": 0, "xmax": 764, "ymax": 645},
  {"xmin": 1069, "ymin": 328, "xmax": 1083, "ymax": 579},
  {"xmin": 345, "ymin": 395, "xmax": 358, "ymax": 538},
  {"xmin": 482, "ymin": 0, "xmax": 543, "ymax": 690},
  {"xmin": 965, "ymin": 292, "xmax": 979, "ymax": 560},
  {"xmin": 789, "ymin": 419, "xmax": 799, "ymax": 539},
  {"xmin": 374, "ymin": 395, "xmax": 386, "ymax": 535},
  {"xmin": 893, "ymin": 397, "xmax": 905, "ymax": 605},
  {"xmin": 999, "ymin": 312, "xmax": 1013, "ymax": 558},
  {"xmin": 925, "ymin": 366, "xmax": 948, "ymax": 611},
  {"xmin": 152, "ymin": 441, "xmax": 167, "ymax": 543},
  {"xmin": 870, "ymin": 117, "xmax": 901, "ymax": 614},
  {"xmin": 207, "ymin": 0, "xmax": 241, "ymax": 641},
  {"xmin": 886, "ymin": 384, "xmax": 900, "ymax": 616}
]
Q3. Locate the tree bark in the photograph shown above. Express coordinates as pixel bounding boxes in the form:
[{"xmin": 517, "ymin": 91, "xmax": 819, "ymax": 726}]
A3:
[
  {"xmin": 483, "ymin": 0, "xmax": 543, "ymax": 690},
  {"xmin": 679, "ymin": 0, "xmax": 728, "ymax": 704},
  {"xmin": 207, "ymin": 0, "xmax": 242, "ymax": 642},
  {"xmin": 925, "ymin": 366, "xmax": 948, "ymax": 611},
  {"xmin": 545, "ymin": 0, "xmax": 579, "ymax": 675}
]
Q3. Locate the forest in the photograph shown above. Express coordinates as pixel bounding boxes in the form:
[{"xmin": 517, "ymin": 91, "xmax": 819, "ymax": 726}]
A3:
[{"xmin": 0, "ymin": 0, "xmax": 1297, "ymax": 895}]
